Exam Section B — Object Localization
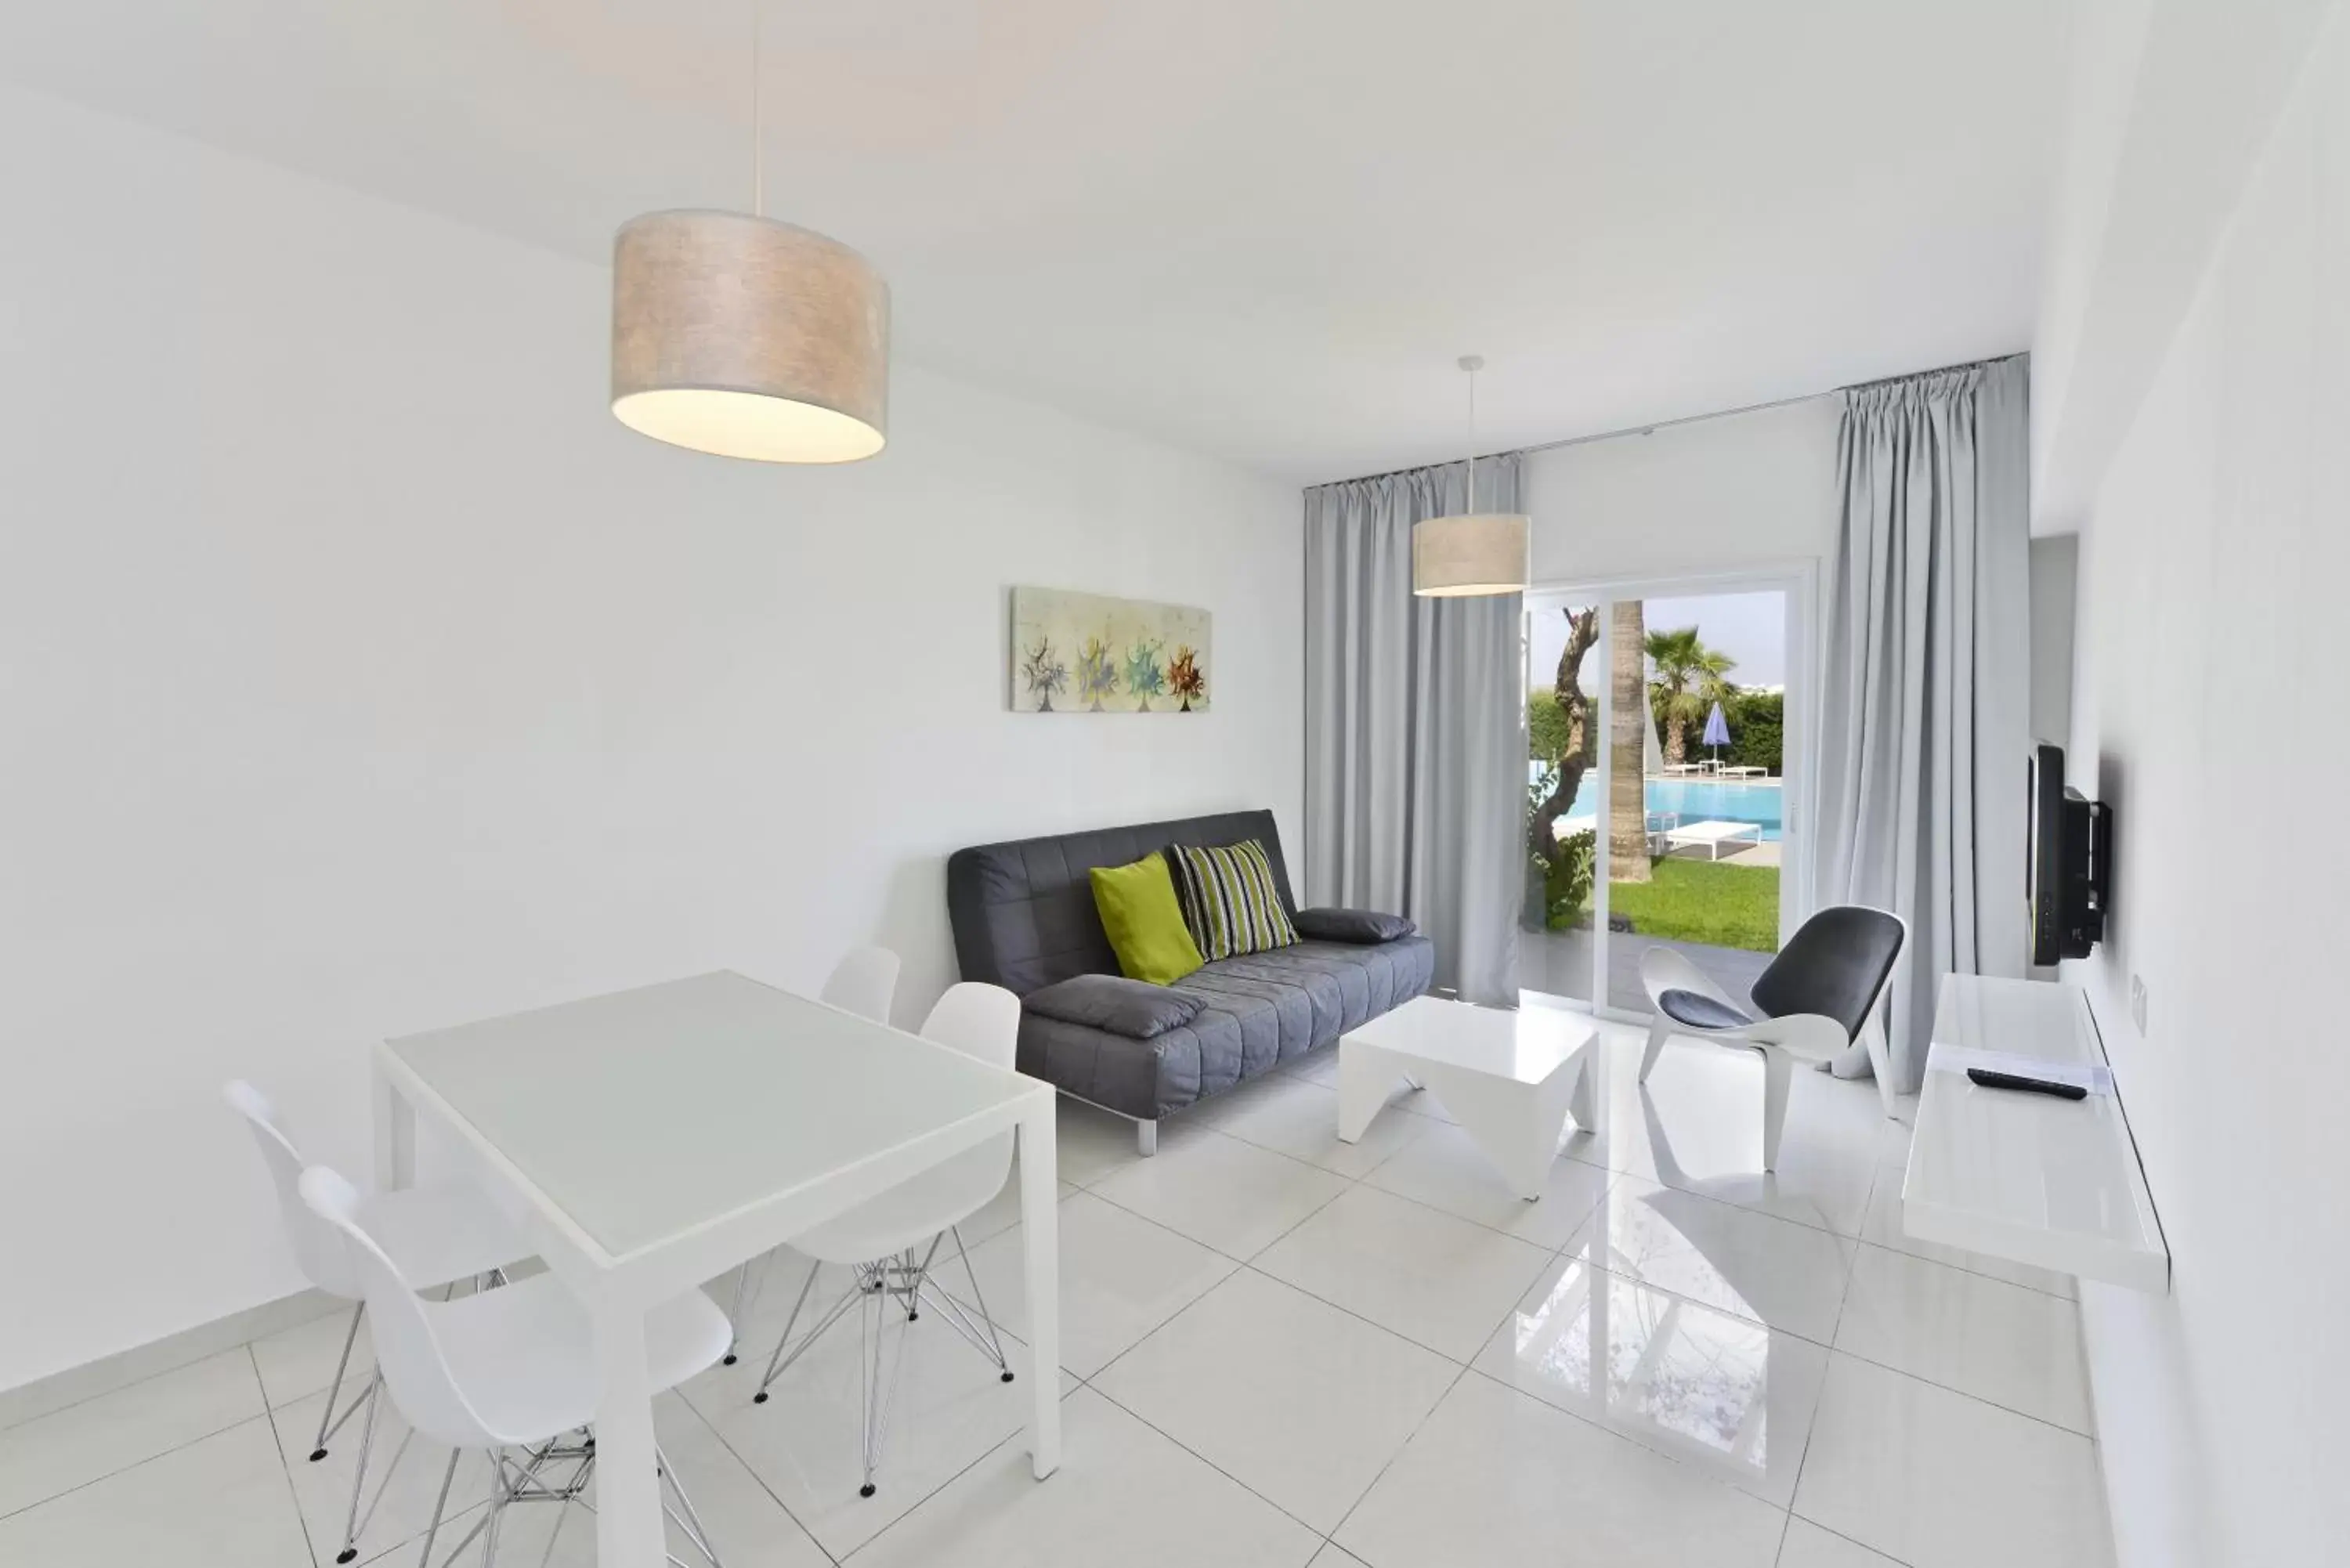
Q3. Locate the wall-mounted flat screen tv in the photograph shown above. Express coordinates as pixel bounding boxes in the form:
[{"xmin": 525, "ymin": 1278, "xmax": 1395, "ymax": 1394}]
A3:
[{"xmin": 2027, "ymin": 742, "xmax": 2110, "ymax": 965}]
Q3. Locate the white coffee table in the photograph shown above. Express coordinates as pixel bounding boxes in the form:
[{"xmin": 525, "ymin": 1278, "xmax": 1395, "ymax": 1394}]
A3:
[{"xmin": 1337, "ymin": 995, "xmax": 1601, "ymax": 1198}]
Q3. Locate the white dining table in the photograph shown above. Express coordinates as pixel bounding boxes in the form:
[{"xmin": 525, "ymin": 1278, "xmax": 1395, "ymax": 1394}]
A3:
[{"xmin": 372, "ymin": 970, "xmax": 1061, "ymax": 1566}]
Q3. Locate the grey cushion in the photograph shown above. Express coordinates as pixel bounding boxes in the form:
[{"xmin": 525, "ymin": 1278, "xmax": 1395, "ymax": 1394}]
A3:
[
  {"xmin": 1023, "ymin": 975, "xmax": 1206, "ymax": 1040},
  {"xmin": 1658, "ymin": 988, "xmax": 1755, "ymax": 1031},
  {"xmin": 1294, "ymin": 906, "xmax": 1416, "ymax": 944}
]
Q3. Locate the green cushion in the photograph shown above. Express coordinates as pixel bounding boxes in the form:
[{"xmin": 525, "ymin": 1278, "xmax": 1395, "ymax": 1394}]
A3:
[{"xmin": 1089, "ymin": 854, "xmax": 1206, "ymax": 986}]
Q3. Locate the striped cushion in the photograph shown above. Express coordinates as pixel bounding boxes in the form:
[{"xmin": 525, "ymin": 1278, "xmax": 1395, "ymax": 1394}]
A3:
[{"xmin": 1169, "ymin": 839, "xmax": 1299, "ymax": 960}]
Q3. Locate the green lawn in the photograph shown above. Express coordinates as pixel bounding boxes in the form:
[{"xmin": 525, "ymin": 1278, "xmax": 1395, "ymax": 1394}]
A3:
[{"xmin": 1608, "ymin": 858, "xmax": 1781, "ymax": 952}]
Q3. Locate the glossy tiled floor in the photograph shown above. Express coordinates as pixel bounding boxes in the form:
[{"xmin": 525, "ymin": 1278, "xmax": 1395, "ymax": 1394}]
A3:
[{"xmin": 0, "ymin": 1018, "xmax": 2115, "ymax": 1568}]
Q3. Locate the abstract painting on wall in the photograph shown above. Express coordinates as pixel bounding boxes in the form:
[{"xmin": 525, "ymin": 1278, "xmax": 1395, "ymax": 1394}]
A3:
[{"xmin": 1010, "ymin": 587, "xmax": 1211, "ymax": 714}]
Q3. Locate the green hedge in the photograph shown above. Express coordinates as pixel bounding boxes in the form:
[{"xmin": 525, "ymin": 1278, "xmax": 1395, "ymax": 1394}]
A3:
[{"xmin": 1534, "ymin": 688, "xmax": 1781, "ymax": 772}]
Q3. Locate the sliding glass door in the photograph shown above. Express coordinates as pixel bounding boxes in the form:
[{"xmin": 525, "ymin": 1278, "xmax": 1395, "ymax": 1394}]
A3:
[{"xmin": 1519, "ymin": 574, "xmax": 1810, "ymax": 1018}]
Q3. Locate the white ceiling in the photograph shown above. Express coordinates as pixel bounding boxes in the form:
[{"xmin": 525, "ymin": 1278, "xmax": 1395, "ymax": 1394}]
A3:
[{"xmin": 2, "ymin": 1, "xmax": 2069, "ymax": 483}]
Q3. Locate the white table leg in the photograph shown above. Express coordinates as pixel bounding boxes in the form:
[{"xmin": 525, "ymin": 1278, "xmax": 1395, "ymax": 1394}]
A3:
[
  {"xmin": 372, "ymin": 1058, "xmax": 414, "ymax": 1191},
  {"xmin": 1335, "ymin": 1045, "xmax": 1384, "ymax": 1143},
  {"xmin": 591, "ymin": 1302, "xmax": 663, "ymax": 1568},
  {"xmin": 1017, "ymin": 1098, "xmax": 1061, "ymax": 1479},
  {"xmin": 1567, "ymin": 1045, "xmax": 1600, "ymax": 1132}
]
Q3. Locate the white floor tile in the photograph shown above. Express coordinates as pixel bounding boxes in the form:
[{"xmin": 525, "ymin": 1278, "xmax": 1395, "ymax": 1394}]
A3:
[
  {"xmin": 269, "ymin": 1381, "xmax": 495, "ymax": 1565},
  {"xmin": 1363, "ymin": 1122, "xmax": 1614, "ymax": 1248},
  {"xmin": 1196, "ymin": 1072, "xmax": 1434, "ymax": 1177},
  {"xmin": 1793, "ymin": 1355, "xmax": 2113, "ymax": 1568},
  {"xmin": 1473, "ymin": 1248, "xmax": 1830, "ymax": 1509},
  {"xmin": 1252, "ymin": 1186, "xmax": 1555, "ymax": 1361},
  {"xmin": 1088, "ymin": 1131, "xmax": 1350, "ymax": 1259},
  {"xmin": 0, "ymin": 1346, "xmax": 266, "ymax": 1519},
  {"xmin": 1777, "ymin": 1517, "xmax": 1904, "ymax": 1568},
  {"xmin": 1563, "ymin": 1176, "xmax": 1855, "ymax": 1345},
  {"xmin": 251, "ymin": 1302, "xmax": 373, "ymax": 1412},
  {"xmin": 1832, "ymin": 1245, "xmax": 2092, "ymax": 1433},
  {"xmin": 1308, "ymin": 1547, "xmax": 1376, "ymax": 1568},
  {"xmin": 680, "ymin": 1299, "xmax": 1072, "ymax": 1559},
  {"xmin": 1334, "ymin": 1373, "xmax": 1787, "ymax": 1568},
  {"xmin": 1091, "ymin": 1269, "xmax": 1459, "ymax": 1533},
  {"xmin": 956, "ymin": 1191, "xmax": 1240, "ymax": 1378},
  {"xmin": 1050, "ymin": 1097, "xmax": 1200, "ymax": 1187},
  {"xmin": 1856, "ymin": 1167, "xmax": 2077, "ymax": 1299},
  {"xmin": 851, "ymin": 1386, "xmax": 1321, "ymax": 1567},
  {"xmin": 0, "ymin": 1417, "xmax": 311, "ymax": 1567}
]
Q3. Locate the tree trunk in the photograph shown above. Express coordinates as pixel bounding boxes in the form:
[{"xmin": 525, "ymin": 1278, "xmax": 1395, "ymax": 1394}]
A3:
[
  {"xmin": 1529, "ymin": 609, "xmax": 1600, "ymax": 873},
  {"xmin": 1664, "ymin": 714, "xmax": 1685, "ymax": 766},
  {"xmin": 1609, "ymin": 602, "xmax": 1653, "ymax": 883}
]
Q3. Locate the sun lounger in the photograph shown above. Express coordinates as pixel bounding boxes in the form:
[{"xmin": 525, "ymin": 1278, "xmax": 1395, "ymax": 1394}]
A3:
[
  {"xmin": 1661, "ymin": 762, "xmax": 1704, "ymax": 776},
  {"xmin": 1662, "ymin": 819, "xmax": 1764, "ymax": 860},
  {"xmin": 1720, "ymin": 765, "xmax": 1769, "ymax": 779}
]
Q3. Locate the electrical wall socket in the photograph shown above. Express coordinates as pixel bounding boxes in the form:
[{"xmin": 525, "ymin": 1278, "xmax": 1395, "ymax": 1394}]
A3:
[{"xmin": 2129, "ymin": 974, "xmax": 2149, "ymax": 1034}]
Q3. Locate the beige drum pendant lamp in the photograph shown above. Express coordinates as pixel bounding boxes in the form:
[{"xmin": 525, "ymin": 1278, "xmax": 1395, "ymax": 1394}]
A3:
[
  {"xmin": 610, "ymin": 5, "xmax": 888, "ymax": 463},
  {"xmin": 1412, "ymin": 356, "xmax": 1530, "ymax": 597}
]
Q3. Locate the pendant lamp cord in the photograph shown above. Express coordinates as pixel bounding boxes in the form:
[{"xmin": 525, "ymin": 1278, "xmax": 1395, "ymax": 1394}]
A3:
[
  {"xmin": 1465, "ymin": 362, "xmax": 1478, "ymax": 513},
  {"xmin": 750, "ymin": 0, "xmax": 764, "ymax": 218}
]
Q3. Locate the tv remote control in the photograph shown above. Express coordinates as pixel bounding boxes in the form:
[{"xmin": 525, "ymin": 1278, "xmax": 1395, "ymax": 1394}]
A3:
[{"xmin": 1965, "ymin": 1068, "xmax": 2088, "ymax": 1100}]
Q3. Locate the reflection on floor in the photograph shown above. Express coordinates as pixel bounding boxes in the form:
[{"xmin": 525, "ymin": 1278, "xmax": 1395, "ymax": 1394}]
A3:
[{"xmin": 0, "ymin": 1022, "xmax": 2113, "ymax": 1568}]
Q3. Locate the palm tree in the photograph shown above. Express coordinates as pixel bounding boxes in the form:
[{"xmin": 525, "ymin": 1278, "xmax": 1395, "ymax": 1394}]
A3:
[
  {"xmin": 1609, "ymin": 602, "xmax": 1652, "ymax": 883},
  {"xmin": 1645, "ymin": 626, "xmax": 1737, "ymax": 766}
]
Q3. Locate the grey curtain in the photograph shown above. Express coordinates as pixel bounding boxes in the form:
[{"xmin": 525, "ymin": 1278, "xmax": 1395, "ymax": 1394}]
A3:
[
  {"xmin": 1813, "ymin": 358, "xmax": 2031, "ymax": 1092},
  {"xmin": 1304, "ymin": 456, "xmax": 1524, "ymax": 1007}
]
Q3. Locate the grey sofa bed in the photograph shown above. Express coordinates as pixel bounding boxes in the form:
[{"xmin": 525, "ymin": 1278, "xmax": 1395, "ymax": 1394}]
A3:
[{"xmin": 946, "ymin": 809, "xmax": 1435, "ymax": 1153}]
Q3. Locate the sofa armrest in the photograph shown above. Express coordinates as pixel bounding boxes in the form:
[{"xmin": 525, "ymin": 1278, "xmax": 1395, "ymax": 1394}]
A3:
[
  {"xmin": 1024, "ymin": 974, "xmax": 1207, "ymax": 1040},
  {"xmin": 1294, "ymin": 906, "xmax": 1417, "ymax": 944}
]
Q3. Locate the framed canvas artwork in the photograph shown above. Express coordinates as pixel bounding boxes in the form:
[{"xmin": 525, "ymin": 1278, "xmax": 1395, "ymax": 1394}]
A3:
[{"xmin": 1010, "ymin": 587, "xmax": 1211, "ymax": 714}]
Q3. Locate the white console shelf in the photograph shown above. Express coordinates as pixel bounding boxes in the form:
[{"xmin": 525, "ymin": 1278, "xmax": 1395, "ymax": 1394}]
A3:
[{"xmin": 1902, "ymin": 974, "xmax": 2170, "ymax": 1294}]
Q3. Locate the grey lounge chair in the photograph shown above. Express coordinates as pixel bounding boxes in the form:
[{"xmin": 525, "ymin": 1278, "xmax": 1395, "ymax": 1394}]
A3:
[{"xmin": 1637, "ymin": 905, "xmax": 1907, "ymax": 1169}]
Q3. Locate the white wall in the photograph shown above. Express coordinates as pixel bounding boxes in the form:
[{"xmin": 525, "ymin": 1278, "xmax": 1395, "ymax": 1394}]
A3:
[
  {"xmin": 2029, "ymin": 536, "xmax": 2079, "ymax": 746},
  {"xmin": 0, "ymin": 85, "xmax": 1303, "ymax": 1392},
  {"xmin": 1522, "ymin": 396, "xmax": 1840, "ymax": 586},
  {"xmin": 2055, "ymin": 6, "xmax": 2349, "ymax": 1562}
]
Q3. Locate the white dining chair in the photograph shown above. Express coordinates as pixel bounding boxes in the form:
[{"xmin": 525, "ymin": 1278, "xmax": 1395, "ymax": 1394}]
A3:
[
  {"xmin": 819, "ymin": 944, "xmax": 902, "ymax": 1025},
  {"xmin": 720, "ymin": 945, "xmax": 903, "ymax": 1364},
  {"xmin": 750, "ymin": 981, "xmax": 1022, "ymax": 1498},
  {"xmin": 224, "ymin": 1081, "xmax": 526, "ymax": 1564},
  {"xmin": 299, "ymin": 1165, "xmax": 732, "ymax": 1568}
]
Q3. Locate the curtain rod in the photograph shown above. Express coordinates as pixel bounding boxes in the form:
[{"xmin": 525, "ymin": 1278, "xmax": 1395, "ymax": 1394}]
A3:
[{"xmin": 1314, "ymin": 351, "xmax": 2025, "ymax": 488}]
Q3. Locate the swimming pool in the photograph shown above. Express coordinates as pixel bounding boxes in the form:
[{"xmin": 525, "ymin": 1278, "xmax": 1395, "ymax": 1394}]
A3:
[{"xmin": 1541, "ymin": 771, "xmax": 1784, "ymax": 840}]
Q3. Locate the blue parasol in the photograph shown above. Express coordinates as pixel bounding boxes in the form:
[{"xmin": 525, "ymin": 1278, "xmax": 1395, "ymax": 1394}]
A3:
[{"xmin": 1702, "ymin": 701, "xmax": 1730, "ymax": 769}]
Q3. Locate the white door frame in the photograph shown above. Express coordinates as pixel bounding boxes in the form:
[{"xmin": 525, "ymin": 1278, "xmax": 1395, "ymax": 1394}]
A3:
[{"xmin": 1524, "ymin": 559, "xmax": 1818, "ymax": 1021}]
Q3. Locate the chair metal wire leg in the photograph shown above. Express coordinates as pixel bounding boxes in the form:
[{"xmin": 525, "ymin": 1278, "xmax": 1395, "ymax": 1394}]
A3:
[
  {"xmin": 479, "ymin": 1447, "xmax": 508, "ymax": 1568},
  {"xmin": 721, "ymin": 1250, "xmax": 772, "ymax": 1364},
  {"xmin": 754, "ymin": 1260, "xmax": 859, "ymax": 1404},
  {"xmin": 333, "ymin": 1375, "xmax": 385, "ymax": 1563},
  {"xmin": 950, "ymin": 1226, "xmax": 1014, "ymax": 1380},
  {"xmin": 413, "ymin": 1447, "xmax": 461, "ymax": 1568},
  {"xmin": 311, "ymin": 1302, "xmax": 367, "ymax": 1461},
  {"xmin": 855, "ymin": 1270, "xmax": 913, "ymax": 1498},
  {"xmin": 657, "ymin": 1443, "xmax": 725, "ymax": 1568}
]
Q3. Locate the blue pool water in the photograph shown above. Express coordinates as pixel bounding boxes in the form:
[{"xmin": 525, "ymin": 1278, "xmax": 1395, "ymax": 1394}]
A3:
[{"xmin": 1542, "ymin": 772, "xmax": 1784, "ymax": 840}]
